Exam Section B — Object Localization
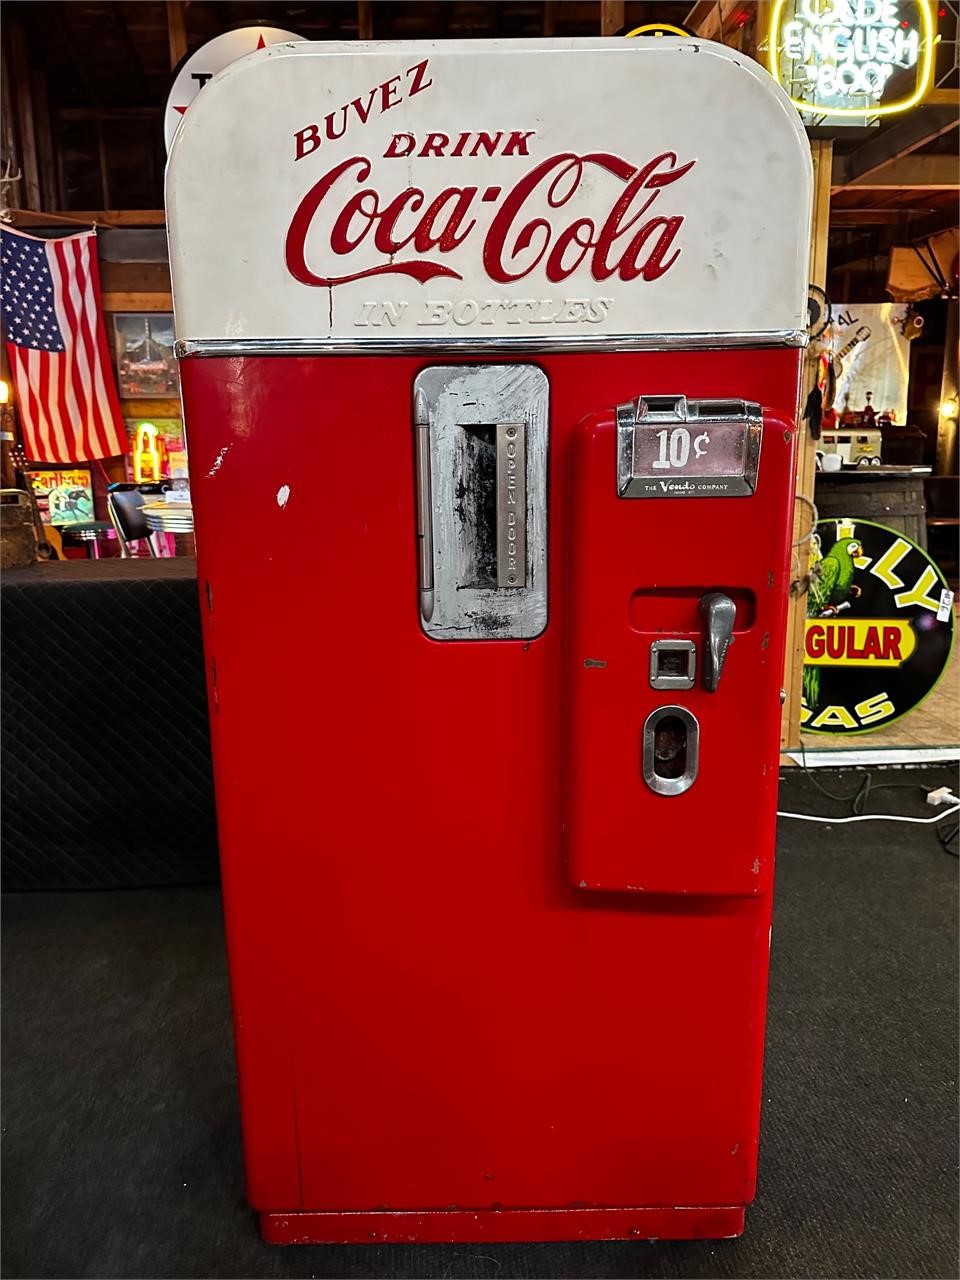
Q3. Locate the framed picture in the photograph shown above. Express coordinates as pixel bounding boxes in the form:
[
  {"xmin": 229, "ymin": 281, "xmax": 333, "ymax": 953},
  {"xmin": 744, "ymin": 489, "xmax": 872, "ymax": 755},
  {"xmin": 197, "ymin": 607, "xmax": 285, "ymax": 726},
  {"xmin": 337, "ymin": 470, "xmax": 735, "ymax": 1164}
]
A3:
[
  {"xmin": 113, "ymin": 313, "xmax": 178, "ymax": 399},
  {"xmin": 25, "ymin": 467, "xmax": 94, "ymax": 527}
]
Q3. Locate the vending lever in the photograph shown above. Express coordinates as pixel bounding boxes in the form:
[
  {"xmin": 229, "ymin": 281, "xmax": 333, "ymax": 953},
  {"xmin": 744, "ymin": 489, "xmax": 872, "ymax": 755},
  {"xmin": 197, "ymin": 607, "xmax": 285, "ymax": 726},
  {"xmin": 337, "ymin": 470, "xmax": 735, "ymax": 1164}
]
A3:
[{"xmin": 699, "ymin": 592, "xmax": 736, "ymax": 692}]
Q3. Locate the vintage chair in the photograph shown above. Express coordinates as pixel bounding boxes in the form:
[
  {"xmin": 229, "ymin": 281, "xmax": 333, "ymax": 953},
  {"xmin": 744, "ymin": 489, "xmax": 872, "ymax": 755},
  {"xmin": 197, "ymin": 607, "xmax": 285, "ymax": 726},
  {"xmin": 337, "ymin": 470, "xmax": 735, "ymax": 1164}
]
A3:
[{"xmin": 107, "ymin": 483, "xmax": 157, "ymax": 558}]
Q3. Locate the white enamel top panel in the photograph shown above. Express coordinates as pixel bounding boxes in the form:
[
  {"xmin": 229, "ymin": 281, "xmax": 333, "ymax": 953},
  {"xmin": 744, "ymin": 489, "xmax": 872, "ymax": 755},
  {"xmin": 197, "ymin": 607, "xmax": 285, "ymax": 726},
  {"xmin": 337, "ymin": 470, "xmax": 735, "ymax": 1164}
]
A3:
[{"xmin": 166, "ymin": 38, "xmax": 813, "ymax": 346}]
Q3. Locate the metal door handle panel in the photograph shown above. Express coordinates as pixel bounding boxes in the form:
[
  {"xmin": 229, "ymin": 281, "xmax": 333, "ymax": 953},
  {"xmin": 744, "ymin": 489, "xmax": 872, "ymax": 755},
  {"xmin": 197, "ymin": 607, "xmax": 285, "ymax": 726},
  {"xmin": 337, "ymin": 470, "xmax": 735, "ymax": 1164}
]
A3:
[
  {"xmin": 699, "ymin": 592, "xmax": 736, "ymax": 692},
  {"xmin": 412, "ymin": 366, "xmax": 548, "ymax": 641}
]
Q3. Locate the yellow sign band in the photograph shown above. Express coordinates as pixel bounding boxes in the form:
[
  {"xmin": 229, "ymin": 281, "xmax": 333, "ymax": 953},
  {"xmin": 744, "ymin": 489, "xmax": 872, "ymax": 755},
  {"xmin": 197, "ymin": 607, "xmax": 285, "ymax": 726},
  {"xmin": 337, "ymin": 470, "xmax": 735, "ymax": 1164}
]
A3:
[{"xmin": 804, "ymin": 617, "xmax": 917, "ymax": 667}]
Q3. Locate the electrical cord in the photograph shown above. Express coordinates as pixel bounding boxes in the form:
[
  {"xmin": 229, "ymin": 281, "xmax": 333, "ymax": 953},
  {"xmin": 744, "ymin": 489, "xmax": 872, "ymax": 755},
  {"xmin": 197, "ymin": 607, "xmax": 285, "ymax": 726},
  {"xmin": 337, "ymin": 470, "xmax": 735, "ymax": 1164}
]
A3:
[
  {"xmin": 778, "ymin": 805, "xmax": 960, "ymax": 825},
  {"xmin": 800, "ymin": 768, "xmax": 930, "ymax": 813},
  {"xmin": 790, "ymin": 493, "xmax": 819, "ymax": 592},
  {"xmin": 780, "ymin": 747, "xmax": 960, "ymax": 837},
  {"xmin": 792, "ymin": 493, "xmax": 819, "ymax": 549}
]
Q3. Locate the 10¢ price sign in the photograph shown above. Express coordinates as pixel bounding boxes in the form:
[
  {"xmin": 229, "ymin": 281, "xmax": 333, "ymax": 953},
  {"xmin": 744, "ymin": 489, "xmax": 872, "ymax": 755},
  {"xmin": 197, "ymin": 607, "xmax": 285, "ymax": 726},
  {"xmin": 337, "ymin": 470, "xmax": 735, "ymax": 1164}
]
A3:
[
  {"xmin": 802, "ymin": 518, "xmax": 955, "ymax": 735},
  {"xmin": 618, "ymin": 398, "xmax": 762, "ymax": 499}
]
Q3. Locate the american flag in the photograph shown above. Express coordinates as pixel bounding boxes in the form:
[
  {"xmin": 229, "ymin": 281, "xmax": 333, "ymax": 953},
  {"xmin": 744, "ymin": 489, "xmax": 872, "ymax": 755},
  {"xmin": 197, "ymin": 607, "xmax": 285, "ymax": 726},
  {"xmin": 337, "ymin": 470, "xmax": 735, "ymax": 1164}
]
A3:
[{"xmin": 1, "ymin": 226, "xmax": 127, "ymax": 463}]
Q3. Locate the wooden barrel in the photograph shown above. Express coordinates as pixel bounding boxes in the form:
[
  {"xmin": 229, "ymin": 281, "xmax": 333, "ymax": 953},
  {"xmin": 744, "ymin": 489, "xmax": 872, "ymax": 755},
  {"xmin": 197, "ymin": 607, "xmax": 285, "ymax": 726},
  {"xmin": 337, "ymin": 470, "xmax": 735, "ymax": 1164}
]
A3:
[{"xmin": 814, "ymin": 471, "xmax": 928, "ymax": 549}]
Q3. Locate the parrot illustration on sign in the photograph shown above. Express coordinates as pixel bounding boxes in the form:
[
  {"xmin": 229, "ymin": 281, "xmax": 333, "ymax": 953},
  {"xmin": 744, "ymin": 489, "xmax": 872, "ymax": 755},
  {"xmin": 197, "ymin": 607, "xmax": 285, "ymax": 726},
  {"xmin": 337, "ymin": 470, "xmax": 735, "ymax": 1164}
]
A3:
[{"xmin": 803, "ymin": 536, "xmax": 863, "ymax": 711}]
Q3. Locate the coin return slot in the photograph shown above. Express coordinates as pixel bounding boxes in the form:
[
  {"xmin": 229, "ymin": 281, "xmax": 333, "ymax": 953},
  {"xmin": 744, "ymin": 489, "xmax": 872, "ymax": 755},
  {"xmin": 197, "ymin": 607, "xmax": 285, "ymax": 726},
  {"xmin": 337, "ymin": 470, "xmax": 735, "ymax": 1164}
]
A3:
[
  {"xmin": 654, "ymin": 716, "xmax": 687, "ymax": 778},
  {"xmin": 642, "ymin": 705, "xmax": 699, "ymax": 796}
]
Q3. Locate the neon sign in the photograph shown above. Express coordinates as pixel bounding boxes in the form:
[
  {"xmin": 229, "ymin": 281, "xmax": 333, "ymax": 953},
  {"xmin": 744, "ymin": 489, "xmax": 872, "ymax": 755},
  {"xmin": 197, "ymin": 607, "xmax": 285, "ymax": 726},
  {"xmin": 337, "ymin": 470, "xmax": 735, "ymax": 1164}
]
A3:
[{"xmin": 769, "ymin": 0, "xmax": 935, "ymax": 119}]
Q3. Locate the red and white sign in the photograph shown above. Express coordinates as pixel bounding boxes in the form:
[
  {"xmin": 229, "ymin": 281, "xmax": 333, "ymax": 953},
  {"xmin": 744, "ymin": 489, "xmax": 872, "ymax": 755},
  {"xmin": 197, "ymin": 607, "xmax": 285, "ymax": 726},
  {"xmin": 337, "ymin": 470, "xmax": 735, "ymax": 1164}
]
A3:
[
  {"xmin": 164, "ymin": 26, "xmax": 304, "ymax": 153},
  {"xmin": 166, "ymin": 39, "xmax": 813, "ymax": 346}
]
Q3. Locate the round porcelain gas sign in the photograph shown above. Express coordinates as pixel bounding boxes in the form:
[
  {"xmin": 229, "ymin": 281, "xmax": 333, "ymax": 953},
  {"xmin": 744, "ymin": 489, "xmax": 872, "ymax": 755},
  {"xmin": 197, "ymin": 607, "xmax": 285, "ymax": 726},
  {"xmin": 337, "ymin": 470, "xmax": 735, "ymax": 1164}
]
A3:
[
  {"xmin": 164, "ymin": 26, "xmax": 304, "ymax": 153},
  {"xmin": 801, "ymin": 518, "xmax": 955, "ymax": 735}
]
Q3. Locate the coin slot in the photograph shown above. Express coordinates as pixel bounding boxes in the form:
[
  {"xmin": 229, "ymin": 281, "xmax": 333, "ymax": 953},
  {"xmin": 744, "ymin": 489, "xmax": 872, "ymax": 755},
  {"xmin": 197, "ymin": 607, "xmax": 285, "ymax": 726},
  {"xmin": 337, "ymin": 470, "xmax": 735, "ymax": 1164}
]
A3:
[
  {"xmin": 659, "ymin": 652, "xmax": 686, "ymax": 676},
  {"xmin": 649, "ymin": 638, "xmax": 696, "ymax": 690}
]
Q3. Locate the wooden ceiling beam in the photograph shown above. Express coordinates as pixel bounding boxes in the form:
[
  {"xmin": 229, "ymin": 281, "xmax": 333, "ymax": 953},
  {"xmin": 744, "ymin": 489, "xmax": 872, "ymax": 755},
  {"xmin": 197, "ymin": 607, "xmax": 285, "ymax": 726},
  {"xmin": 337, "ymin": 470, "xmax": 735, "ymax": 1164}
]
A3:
[
  {"xmin": 5, "ymin": 209, "xmax": 166, "ymax": 228},
  {"xmin": 900, "ymin": 205, "xmax": 960, "ymax": 241},
  {"xmin": 926, "ymin": 89, "xmax": 960, "ymax": 107},
  {"xmin": 833, "ymin": 106, "xmax": 959, "ymax": 187},
  {"xmin": 827, "ymin": 228, "xmax": 897, "ymax": 270},
  {"xmin": 827, "ymin": 205, "xmax": 958, "ymax": 265},
  {"xmin": 685, "ymin": 2, "xmax": 722, "ymax": 38},
  {"xmin": 829, "ymin": 208, "xmax": 944, "ymax": 225},
  {"xmin": 684, "ymin": 1, "xmax": 748, "ymax": 41},
  {"xmin": 833, "ymin": 154, "xmax": 959, "ymax": 192}
]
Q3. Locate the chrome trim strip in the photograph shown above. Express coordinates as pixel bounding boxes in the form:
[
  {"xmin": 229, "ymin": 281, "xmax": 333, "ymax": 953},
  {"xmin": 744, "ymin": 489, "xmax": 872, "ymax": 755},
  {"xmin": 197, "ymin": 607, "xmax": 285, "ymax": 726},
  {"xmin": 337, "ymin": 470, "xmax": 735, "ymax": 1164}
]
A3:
[
  {"xmin": 174, "ymin": 329, "xmax": 808, "ymax": 358},
  {"xmin": 496, "ymin": 422, "xmax": 526, "ymax": 589}
]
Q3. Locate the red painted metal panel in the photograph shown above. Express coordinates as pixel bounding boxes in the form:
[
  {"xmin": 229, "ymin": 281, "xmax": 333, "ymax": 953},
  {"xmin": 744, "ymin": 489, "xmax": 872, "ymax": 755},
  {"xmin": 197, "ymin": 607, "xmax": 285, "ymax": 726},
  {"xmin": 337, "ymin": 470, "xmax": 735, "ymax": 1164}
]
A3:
[
  {"xmin": 564, "ymin": 408, "xmax": 796, "ymax": 897},
  {"xmin": 179, "ymin": 348, "xmax": 801, "ymax": 1236}
]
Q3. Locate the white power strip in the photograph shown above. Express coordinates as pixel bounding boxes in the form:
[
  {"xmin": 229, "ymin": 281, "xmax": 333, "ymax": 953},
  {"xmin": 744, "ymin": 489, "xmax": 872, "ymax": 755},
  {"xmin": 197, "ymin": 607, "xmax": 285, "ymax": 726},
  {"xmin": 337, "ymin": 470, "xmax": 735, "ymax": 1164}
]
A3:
[{"xmin": 926, "ymin": 787, "xmax": 960, "ymax": 808}]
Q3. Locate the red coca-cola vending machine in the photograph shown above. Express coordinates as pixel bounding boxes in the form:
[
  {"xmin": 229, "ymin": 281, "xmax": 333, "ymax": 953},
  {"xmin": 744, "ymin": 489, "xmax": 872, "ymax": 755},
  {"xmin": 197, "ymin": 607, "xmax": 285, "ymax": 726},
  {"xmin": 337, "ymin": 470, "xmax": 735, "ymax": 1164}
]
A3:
[{"xmin": 167, "ymin": 36, "xmax": 812, "ymax": 1244}]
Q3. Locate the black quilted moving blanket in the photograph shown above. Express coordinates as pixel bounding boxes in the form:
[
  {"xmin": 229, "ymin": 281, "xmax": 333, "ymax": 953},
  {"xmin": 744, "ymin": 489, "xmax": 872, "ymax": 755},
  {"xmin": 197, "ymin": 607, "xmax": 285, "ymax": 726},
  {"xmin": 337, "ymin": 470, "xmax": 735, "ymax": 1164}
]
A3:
[{"xmin": 2, "ymin": 559, "xmax": 219, "ymax": 889}]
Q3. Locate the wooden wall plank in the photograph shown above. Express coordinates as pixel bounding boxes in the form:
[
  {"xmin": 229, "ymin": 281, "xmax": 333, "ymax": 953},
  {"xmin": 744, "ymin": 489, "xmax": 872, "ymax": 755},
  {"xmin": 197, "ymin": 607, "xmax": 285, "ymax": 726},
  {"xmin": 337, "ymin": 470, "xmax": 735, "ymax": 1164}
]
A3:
[
  {"xmin": 99, "ymin": 261, "xmax": 171, "ymax": 293},
  {"xmin": 117, "ymin": 399, "xmax": 181, "ymax": 420},
  {"xmin": 101, "ymin": 293, "xmax": 174, "ymax": 313}
]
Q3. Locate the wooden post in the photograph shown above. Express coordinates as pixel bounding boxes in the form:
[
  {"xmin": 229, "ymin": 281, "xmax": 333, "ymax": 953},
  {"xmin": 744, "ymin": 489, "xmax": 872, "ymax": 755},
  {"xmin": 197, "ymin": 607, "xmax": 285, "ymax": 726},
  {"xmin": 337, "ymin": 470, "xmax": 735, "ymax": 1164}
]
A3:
[
  {"xmin": 166, "ymin": 1, "xmax": 188, "ymax": 70},
  {"xmin": 780, "ymin": 139, "xmax": 832, "ymax": 753},
  {"xmin": 357, "ymin": 1, "xmax": 374, "ymax": 39},
  {"xmin": 935, "ymin": 301, "xmax": 959, "ymax": 475},
  {"xmin": 600, "ymin": 1, "xmax": 625, "ymax": 35},
  {"xmin": 9, "ymin": 25, "xmax": 41, "ymax": 210},
  {"xmin": 0, "ymin": 43, "xmax": 22, "ymax": 209},
  {"xmin": 97, "ymin": 122, "xmax": 112, "ymax": 210},
  {"xmin": 747, "ymin": 1, "xmax": 771, "ymax": 60},
  {"xmin": 31, "ymin": 71, "xmax": 59, "ymax": 209},
  {"xmin": 543, "ymin": 1, "xmax": 556, "ymax": 37}
]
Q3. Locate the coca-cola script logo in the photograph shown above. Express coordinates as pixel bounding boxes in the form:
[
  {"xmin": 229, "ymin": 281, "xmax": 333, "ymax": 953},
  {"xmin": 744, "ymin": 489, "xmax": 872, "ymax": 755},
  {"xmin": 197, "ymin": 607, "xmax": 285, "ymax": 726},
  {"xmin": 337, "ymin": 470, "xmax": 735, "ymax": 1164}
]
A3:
[{"xmin": 284, "ymin": 150, "xmax": 696, "ymax": 289}]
